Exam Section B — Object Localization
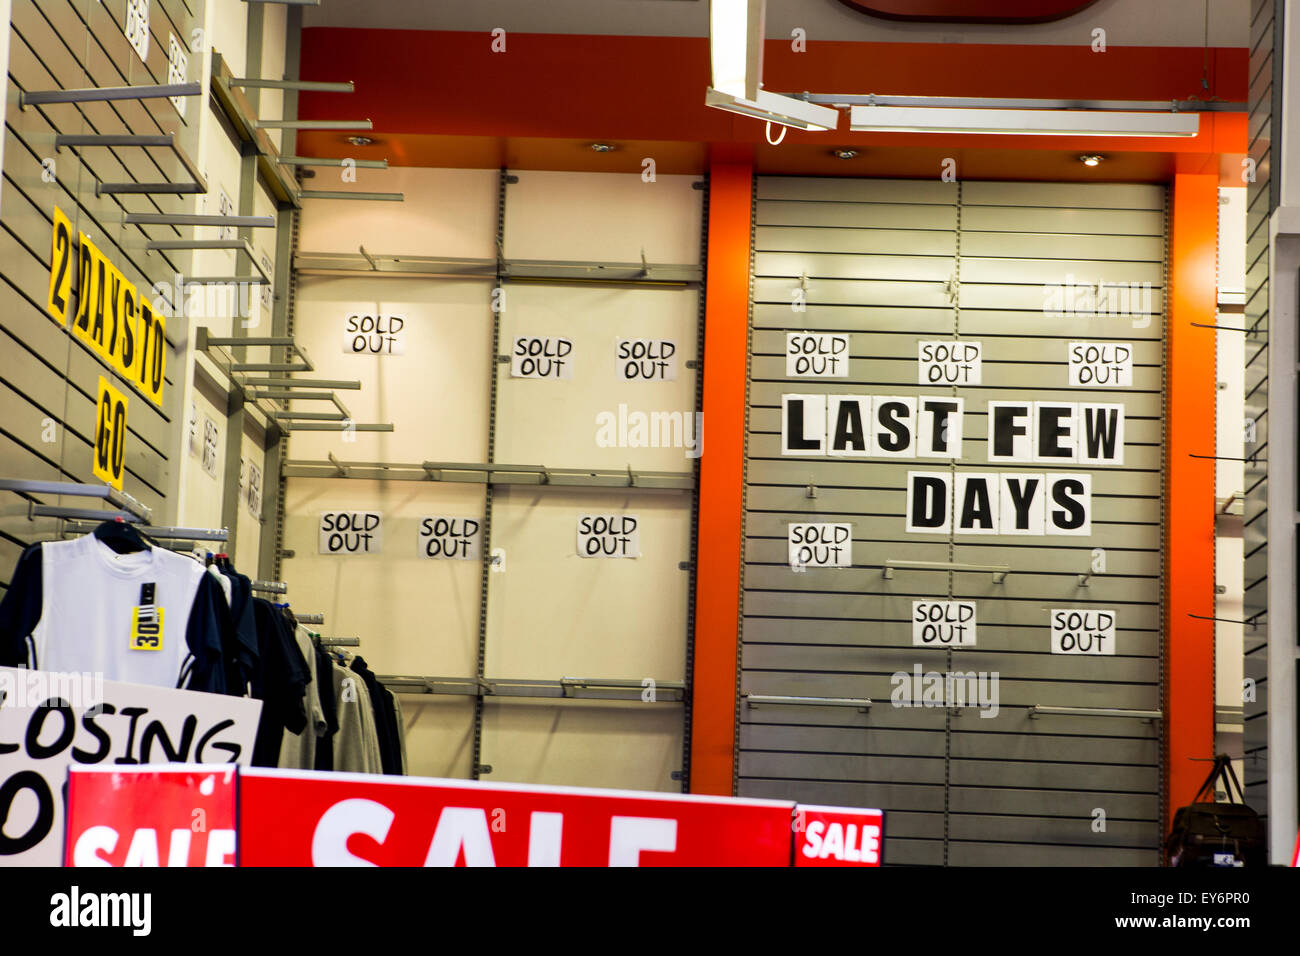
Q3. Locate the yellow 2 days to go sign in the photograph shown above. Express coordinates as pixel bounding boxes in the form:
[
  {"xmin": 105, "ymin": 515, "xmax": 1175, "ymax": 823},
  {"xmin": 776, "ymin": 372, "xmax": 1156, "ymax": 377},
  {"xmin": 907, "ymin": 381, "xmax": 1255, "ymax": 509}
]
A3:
[
  {"xmin": 46, "ymin": 207, "xmax": 73, "ymax": 325},
  {"xmin": 48, "ymin": 208, "xmax": 167, "ymax": 409},
  {"xmin": 93, "ymin": 376, "xmax": 129, "ymax": 491}
]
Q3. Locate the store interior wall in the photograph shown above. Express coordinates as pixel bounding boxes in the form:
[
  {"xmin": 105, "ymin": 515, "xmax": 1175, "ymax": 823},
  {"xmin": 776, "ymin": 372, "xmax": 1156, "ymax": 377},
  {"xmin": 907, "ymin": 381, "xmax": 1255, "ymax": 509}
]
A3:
[
  {"xmin": 1216, "ymin": 185, "xmax": 1246, "ymax": 785},
  {"xmin": 280, "ymin": 165, "xmax": 701, "ymax": 789},
  {"xmin": 737, "ymin": 176, "xmax": 1169, "ymax": 865},
  {"xmin": 0, "ymin": 0, "xmax": 1276, "ymax": 854},
  {"xmin": 172, "ymin": 0, "xmax": 284, "ymax": 566},
  {"xmin": 1242, "ymin": 0, "xmax": 1274, "ymax": 835},
  {"xmin": 0, "ymin": 0, "xmax": 284, "ymax": 605},
  {"xmin": 0, "ymin": 0, "xmax": 202, "ymax": 571}
]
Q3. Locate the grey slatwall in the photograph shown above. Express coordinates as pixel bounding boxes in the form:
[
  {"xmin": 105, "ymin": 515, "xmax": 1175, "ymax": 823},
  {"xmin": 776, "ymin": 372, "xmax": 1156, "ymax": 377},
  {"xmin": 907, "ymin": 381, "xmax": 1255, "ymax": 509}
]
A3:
[
  {"xmin": 1242, "ymin": 0, "xmax": 1275, "ymax": 824},
  {"xmin": 738, "ymin": 176, "xmax": 1166, "ymax": 866},
  {"xmin": 0, "ymin": 0, "xmax": 198, "ymax": 586}
]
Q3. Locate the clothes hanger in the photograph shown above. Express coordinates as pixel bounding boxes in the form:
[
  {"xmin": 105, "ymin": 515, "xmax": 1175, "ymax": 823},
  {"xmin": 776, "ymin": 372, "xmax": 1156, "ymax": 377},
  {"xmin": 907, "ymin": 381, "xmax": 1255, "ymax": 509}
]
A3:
[{"xmin": 92, "ymin": 516, "xmax": 153, "ymax": 555}]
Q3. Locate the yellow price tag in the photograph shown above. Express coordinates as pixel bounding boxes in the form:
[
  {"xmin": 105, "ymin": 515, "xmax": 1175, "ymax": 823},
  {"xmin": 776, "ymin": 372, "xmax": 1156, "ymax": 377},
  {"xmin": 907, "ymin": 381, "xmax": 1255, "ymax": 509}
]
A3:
[{"xmin": 129, "ymin": 605, "xmax": 164, "ymax": 652}]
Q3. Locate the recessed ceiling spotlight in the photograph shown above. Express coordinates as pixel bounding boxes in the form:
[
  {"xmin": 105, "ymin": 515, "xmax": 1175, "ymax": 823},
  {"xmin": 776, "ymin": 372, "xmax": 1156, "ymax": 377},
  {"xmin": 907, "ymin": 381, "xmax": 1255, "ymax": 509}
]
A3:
[
  {"xmin": 347, "ymin": 135, "xmax": 375, "ymax": 146},
  {"xmin": 589, "ymin": 142, "xmax": 618, "ymax": 153},
  {"xmin": 1079, "ymin": 154, "xmax": 1104, "ymax": 167},
  {"xmin": 832, "ymin": 148, "xmax": 859, "ymax": 160}
]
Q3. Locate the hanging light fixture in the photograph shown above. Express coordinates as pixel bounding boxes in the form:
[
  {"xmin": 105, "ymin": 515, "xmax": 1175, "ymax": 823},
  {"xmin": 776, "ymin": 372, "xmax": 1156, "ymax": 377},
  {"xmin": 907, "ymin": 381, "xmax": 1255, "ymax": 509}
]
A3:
[
  {"xmin": 848, "ymin": 106, "xmax": 1197, "ymax": 137},
  {"xmin": 705, "ymin": 0, "xmax": 839, "ymax": 132}
]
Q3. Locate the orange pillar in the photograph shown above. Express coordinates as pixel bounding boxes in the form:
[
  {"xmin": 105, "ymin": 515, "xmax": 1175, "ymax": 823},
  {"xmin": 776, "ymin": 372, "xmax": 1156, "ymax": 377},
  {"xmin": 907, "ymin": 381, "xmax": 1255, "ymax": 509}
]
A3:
[
  {"xmin": 1164, "ymin": 171, "xmax": 1219, "ymax": 837},
  {"xmin": 689, "ymin": 153, "xmax": 754, "ymax": 795}
]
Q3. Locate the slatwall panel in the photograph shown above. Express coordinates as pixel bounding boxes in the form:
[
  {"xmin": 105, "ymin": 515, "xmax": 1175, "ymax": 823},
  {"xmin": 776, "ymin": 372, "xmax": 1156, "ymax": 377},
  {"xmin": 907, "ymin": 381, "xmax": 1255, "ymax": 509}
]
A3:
[
  {"xmin": 1242, "ymin": 0, "xmax": 1275, "ymax": 823},
  {"xmin": 739, "ymin": 176, "xmax": 1166, "ymax": 866},
  {"xmin": 480, "ymin": 171, "xmax": 701, "ymax": 792},
  {"xmin": 0, "ymin": 0, "xmax": 198, "ymax": 587}
]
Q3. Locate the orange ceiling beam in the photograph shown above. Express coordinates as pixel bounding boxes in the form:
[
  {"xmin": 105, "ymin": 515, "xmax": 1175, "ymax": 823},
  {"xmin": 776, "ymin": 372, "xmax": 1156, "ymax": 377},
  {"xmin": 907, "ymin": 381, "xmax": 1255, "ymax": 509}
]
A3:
[{"xmin": 298, "ymin": 31, "xmax": 1246, "ymax": 173}]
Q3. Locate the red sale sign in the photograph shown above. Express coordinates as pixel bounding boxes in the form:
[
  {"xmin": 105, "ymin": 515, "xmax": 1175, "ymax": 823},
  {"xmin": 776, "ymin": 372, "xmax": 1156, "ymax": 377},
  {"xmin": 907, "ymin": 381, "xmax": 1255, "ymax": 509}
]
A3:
[
  {"xmin": 240, "ymin": 768, "xmax": 794, "ymax": 867},
  {"xmin": 64, "ymin": 765, "xmax": 237, "ymax": 867},
  {"xmin": 793, "ymin": 805, "xmax": 885, "ymax": 867}
]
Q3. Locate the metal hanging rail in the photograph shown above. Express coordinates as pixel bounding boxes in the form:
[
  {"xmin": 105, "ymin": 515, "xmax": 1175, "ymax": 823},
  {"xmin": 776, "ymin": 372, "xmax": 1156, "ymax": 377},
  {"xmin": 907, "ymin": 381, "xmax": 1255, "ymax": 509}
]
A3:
[
  {"xmin": 60, "ymin": 519, "xmax": 229, "ymax": 542},
  {"xmin": 884, "ymin": 559, "xmax": 1010, "ymax": 583},
  {"xmin": 239, "ymin": 377, "xmax": 361, "ymax": 389},
  {"xmin": 298, "ymin": 190, "xmax": 405, "ymax": 202},
  {"xmin": 281, "ymin": 422, "xmax": 394, "ymax": 433},
  {"xmin": 0, "ymin": 479, "xmax": 151, "ymax": 522},
  {"xmin": 54, "ymin": 132, "xmax": 207, "ymax": 198},
  {"xmin": 278, "ymin": 156, "xmax": 388, "ymax": 169},
  {"xmin": 796, "ymin": 94, "xmax": 1249, "ymax": 111},
  {"xmin": 296, "ymin": 614, "xmax": 325, "ymax": 625},
  {"xmin": 209, "ymin": 54, "xmax": 300, "ymax": 205},
  {"xmin": 196, "ymin": 329, "xmax": 393, "ymax": 436},
  {"xmin": 250, "ymin": 580, "xmax": 287, "ymax": 594},
  {"xmin": 146, "ymin": 239, "xmax": 271, "ymax": 285},
  {"xmin": 255, "ymin": 119, "xmax": 372, "ymax": 130},
  {"xmin": 27, "ymin": 503, "xmax": 137, "ymax": 523},
  {"xmin": 279, "ymin": 458, "xmax": 694, "ymax": 489},
  {"xmin": 293, "ymin": 248, "xmax": 703, "ymax": 284},
  {"xmin": 318, "ymin": 637, "xmax": 360, "ymax": 647},
  {"xmin": 744, "ymin": 694, "xmax": 872, "ymax": 711},
  {"xmin": 19, "ymin": 82, "xmax": 201, "ymax": 108},
  {"xmin": 296, "ymin": 251, "xmax": 496, "ymax": 277},
  {"xmin": 195, "ymin": 328, "xmax": 317, "ymax": 373},
  {"xmin": 230, "ymin": 79, "xmax": 352, "ymax": 92},
  {"xmin": 378, "ymin": 675, "xmax": 687, "ymax": 703},
  {"xmin": 125, "ymin": 212, "xmax": 276, "ymax": 228},
  {"xmin": 1028, "ymin": 705, "xmax": 1162, "ymax": 722}
]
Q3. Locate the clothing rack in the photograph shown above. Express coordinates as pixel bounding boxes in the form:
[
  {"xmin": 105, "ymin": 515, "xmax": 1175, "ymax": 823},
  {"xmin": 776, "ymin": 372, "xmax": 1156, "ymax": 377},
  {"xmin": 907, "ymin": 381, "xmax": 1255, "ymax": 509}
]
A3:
[
  {"xmin": 318, "ymin": 637, "xmax": 359, "ymax": 647},
  {"xmin": 296, "ymin": 613, "xmax": 325, "ymax": 625},
  {"xmin": 60, "ymin": 519, "xmax": 229, "ymax": 542},
  {"xmin": 251, "ymin": 580, "xmax": 287, "ymax": 594}
]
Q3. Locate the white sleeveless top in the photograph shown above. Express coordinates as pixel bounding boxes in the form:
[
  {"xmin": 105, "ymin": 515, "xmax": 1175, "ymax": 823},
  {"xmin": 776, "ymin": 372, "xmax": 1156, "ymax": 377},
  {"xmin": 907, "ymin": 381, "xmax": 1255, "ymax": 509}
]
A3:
[{"xmin": 33, "ymin": 535, "xmax": 207, "ymax": 688}]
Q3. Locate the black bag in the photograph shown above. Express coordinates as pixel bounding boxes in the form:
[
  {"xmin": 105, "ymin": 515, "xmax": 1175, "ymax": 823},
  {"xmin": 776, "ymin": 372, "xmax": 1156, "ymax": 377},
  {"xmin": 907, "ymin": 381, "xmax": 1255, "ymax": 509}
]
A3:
[{"xmin": 1166, "ymin": 754, "xmax": 1264, "ymax": 867}]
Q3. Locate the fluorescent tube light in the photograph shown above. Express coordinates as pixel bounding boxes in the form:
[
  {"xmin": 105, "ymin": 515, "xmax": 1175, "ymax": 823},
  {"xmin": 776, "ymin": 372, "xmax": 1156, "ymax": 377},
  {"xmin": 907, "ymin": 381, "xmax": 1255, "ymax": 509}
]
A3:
[
  {"xmin": 706, "ymin": 87, "xmax": 840, "ymax": 131},
  {"xmin": 848, "ymin": 106, "xmax": 1199, "ymax": 137},
  {"xmin": 710, "ymin": 0, "xmax": 765, "ymax": 101}
]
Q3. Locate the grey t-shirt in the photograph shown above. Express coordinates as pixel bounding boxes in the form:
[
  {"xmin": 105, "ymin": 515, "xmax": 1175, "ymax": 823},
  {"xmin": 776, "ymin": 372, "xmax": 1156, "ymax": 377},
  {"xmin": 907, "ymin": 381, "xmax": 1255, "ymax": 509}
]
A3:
[
  {"xmin": 332, "ymin": 658, "xmax": 383, "ymax": 773},
  {"xmin": 279, "ymin": 626, "xmax": 327, "ymax": 769}
]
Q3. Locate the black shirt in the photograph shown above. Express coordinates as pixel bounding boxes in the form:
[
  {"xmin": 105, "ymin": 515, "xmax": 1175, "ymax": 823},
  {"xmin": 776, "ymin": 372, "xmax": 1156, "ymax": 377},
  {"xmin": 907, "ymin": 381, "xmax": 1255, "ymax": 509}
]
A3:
[{"xmin": 249, "ymin": 599, "xmax": 309, "ymax": 766}]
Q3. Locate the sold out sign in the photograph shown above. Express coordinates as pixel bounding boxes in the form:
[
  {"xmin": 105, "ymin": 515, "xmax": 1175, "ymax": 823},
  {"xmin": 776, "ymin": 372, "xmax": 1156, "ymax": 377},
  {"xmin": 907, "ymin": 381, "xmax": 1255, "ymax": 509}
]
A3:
[
  {"xmin": 1049, "ymin": 608, "xmax": 1117, "ymax": 655},
  {"xmin": 918, "ymin": 341, "xmax": 982, "ymax": 385},
  {"xmin": 912, "ymin": 600, "xmax": 977, "ymax": 646},
  {"xmin": 788, "ymin": 523, "xmax": 852, "ymax": 568},
  {"xmin": 343, "ymin": 314, "xmax": 405, "ymax": 355},
  {"xmin": 319, "ymin": 511, "xmax": 383, "ymax": 554},
  {"xmin": 512, "ymin": 336, "xmax": 573, "ymax": 379},
  {"xmin": 786, "ymin": 333, "xmax": 849, "ymax": 378},
  {"xmin": 577, "ymin": 514, "xmax": 639, "ymax": 558},
  {"xmin": 616, "ymin": 339, "xmax": 676, "ymax": 381}
]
